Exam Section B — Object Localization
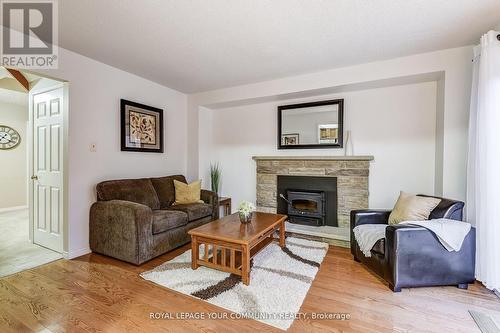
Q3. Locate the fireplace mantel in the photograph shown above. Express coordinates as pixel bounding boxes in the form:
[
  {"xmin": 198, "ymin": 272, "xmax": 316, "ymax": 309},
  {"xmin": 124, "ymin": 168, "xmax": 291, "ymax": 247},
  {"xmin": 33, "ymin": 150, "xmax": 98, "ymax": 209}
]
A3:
[{"xmin": 252, "ymin": 155, "xmax": 374, "ymax": 161}]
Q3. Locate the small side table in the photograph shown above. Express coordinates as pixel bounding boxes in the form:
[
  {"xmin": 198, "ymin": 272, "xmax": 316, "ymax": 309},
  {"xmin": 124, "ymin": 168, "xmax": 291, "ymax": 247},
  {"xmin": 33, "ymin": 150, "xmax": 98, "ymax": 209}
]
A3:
[{"xmin": 219, "ymin": 197, "xmax": 232, "ymax": 217}]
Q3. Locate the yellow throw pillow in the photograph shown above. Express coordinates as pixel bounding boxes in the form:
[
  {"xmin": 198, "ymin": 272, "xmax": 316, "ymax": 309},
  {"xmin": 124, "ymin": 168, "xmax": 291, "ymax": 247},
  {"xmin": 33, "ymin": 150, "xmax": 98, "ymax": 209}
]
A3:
[
  {"xmin": 172, "ymin": 179, "xmax": 204, "ymax": 205},
  {"xmin": 388, "ymin": 191, "xmax": 441, "ymax": 225}
]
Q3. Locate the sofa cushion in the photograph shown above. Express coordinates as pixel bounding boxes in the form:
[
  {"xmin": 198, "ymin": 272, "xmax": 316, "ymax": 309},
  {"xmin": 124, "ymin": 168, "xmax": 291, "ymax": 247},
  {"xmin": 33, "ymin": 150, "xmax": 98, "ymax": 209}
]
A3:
[
  {"xmin": 96, "ymin": 178, "xmax": 160, "ymax": 209},
  {"xmin": 419, "ymin": 194, "xmax": 465, "ymax": 220},
  {"xmin": 173, "ymin": 179, "xmax": 203, "ymax": 205},
  {"xmin": 371, "ymin": 238, "xmax": 385, "ymax": 256},
  {"xmin": 152, "ymin": 210, "xmax": 188, "ymax": 234},
  {"xmin": 168, "ymin": 203, "xmax": 212, "ymax": 221},
  {"xmin": 150, "ymin": 175, "xmax": 187, "ymax": 208},
  {"xmin": 388, "ymin": 191, "xmax": 441, "ymax": 225}
]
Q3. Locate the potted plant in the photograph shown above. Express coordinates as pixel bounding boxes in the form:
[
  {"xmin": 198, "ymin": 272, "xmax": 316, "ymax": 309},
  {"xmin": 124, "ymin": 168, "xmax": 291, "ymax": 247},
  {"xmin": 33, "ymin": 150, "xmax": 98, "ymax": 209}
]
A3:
[
  {"xmin": 238, "ymin": 201, "xmax": 255, "ymax": 224},
  {"xmin": 210, "ymin": 163, "xmax": 221, "ymax": 195}
]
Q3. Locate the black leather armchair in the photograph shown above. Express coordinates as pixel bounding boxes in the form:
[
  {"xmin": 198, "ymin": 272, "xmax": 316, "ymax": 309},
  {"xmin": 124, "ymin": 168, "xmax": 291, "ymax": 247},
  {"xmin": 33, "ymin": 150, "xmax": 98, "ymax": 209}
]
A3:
[{"xmin": 350, "ymin": 195, "xmax": 475, "ymax": 292}]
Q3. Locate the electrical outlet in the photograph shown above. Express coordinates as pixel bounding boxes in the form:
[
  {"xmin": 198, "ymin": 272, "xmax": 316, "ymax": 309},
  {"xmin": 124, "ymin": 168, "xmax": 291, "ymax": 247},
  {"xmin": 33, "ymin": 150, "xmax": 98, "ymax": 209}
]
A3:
[{"xmin": 90, "ymin": 143, "xmax": 97, "ymax": 152}]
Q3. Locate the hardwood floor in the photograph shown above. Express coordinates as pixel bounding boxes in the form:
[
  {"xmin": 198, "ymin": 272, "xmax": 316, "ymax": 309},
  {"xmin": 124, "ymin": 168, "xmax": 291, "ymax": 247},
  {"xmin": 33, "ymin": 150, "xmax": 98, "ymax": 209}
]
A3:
[{"xmin": 0, "ymin": 244, "xmax": 499, "ymax": 333}]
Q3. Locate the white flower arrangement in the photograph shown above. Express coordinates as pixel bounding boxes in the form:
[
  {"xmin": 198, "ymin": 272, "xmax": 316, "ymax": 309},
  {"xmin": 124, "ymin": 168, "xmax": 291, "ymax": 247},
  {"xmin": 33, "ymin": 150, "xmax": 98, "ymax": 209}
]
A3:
[{"xmin": 238, "ymin": 201, "xmax": 255, "ymax": 216}]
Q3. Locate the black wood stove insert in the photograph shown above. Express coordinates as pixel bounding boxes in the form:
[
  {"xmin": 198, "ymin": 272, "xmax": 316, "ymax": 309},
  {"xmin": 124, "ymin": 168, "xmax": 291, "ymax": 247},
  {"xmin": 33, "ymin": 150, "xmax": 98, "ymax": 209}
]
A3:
[{"xmin": 277, "ymin": 175, "xmax": 337, "ymax": 227}]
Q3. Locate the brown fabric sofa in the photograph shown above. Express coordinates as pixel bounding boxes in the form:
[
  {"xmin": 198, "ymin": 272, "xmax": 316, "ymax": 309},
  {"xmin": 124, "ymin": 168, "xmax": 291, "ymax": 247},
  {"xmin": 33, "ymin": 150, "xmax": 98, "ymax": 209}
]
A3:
[{"xmin": 90, "ymin": 175, "xmax": 218, "ymax": 265}]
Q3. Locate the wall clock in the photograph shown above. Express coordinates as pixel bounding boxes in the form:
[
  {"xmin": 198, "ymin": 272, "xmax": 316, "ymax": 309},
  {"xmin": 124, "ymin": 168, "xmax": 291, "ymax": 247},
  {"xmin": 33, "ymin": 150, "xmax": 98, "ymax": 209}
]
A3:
[{"xmin": 0, "ymin": 125, "xmax": 21, "ymax": 150}]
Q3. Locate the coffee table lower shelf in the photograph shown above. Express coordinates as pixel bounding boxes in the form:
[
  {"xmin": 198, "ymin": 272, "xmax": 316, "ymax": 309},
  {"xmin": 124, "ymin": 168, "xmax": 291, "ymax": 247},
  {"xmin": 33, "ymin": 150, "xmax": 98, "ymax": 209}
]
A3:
[{"xmin": 190, "ymin": 223, "xmax": 285, "ymax": 285}]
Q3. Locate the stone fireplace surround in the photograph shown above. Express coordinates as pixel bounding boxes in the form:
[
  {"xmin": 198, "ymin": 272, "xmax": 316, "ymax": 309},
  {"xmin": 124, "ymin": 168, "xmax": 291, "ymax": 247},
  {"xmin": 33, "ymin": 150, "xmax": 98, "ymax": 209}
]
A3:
[{"xmin": 253, "ymin": 156, "xmax": 373, "ymax": 243}]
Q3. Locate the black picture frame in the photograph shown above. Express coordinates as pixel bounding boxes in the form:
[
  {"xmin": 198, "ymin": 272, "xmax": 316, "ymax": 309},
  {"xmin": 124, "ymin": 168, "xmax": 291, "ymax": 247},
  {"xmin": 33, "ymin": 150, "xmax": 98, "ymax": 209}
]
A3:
[
  {"xmin": 120, "ymin": 99, "xmax": 164, "ymax": 153},
  {"xmin": 277, "ymin": 99, "xmax": 344, "ymax": 150}
]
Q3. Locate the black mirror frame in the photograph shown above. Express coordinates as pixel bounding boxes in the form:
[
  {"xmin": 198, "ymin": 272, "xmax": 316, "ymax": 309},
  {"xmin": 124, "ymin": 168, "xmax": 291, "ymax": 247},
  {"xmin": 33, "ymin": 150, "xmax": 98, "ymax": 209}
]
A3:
[{"xmin": 277, "ymin": 99, "xmax": 344, "ymax": 150}]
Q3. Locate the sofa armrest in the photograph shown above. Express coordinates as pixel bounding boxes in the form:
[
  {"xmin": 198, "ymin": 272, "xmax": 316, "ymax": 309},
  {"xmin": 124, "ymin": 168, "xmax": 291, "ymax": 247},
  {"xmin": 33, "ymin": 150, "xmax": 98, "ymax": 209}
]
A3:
[
  {"xmin": 89, "ymin": 200, "xmax": 153, "ymax": 265},
  {"xmin": 350, "ymin": 209, "xmax": 391, "ymax": 228},
  {"xmin": 201, "ymin": 189, "xmax": 219, "ymax": 220},
  {"xmin": 385, "ymin": 225, "xmax": 475, "ymax": 290},
  {"xmin": 350, "ymin": 209, "xmax": 391, "ymax": 256}
]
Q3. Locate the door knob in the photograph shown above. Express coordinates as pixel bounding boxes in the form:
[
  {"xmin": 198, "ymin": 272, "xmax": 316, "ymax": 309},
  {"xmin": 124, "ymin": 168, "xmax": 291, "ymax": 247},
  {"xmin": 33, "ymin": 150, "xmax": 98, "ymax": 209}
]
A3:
[{"xmin": 31, "ymin": 175, "xmax": 38, "ymax": 180}]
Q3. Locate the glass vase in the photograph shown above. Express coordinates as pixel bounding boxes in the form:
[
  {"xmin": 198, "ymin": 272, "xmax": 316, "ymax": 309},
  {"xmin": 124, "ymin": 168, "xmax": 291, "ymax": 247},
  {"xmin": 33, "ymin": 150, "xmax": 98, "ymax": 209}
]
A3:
[{"xmin": 239, "ymin": 211, "xmax": 253, "ymax": 224}]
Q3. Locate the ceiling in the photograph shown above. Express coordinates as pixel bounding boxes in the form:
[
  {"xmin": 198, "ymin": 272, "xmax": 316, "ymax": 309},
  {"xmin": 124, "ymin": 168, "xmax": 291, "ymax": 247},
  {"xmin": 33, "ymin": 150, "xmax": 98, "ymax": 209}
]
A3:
[
  {"xmin": 59, "ymin": 0, "xmax": 500, "ymax": 93},
  {"xmin": 0, "ymin": 67, "xmax": 27, "ymax": 106},
  {"xmin": 0, "ymin": 68, "xmax": 59, "ymax": 106}
]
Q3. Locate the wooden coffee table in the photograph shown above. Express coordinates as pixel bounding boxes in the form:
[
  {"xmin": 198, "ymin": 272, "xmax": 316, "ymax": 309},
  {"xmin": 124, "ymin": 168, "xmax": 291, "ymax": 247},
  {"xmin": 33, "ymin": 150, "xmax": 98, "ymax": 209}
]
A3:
[{"xmin": 188, "ymin": 212, "xmax": 287, "ymax": 285}]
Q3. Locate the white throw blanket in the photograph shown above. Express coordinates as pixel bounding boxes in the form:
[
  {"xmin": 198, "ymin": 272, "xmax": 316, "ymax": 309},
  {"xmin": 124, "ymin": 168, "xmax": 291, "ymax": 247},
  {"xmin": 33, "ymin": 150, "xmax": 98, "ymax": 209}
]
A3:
[
  {"xmin": 399, "ymin": 218, "xmax": 471, "ymax": 251},
  {"xmin": 353, "ymin": 218, "xmax": 472, "ymax": 257},
  {"xmin": 353, "ymin": 224, "xmax": 387, "ymax": 257}
]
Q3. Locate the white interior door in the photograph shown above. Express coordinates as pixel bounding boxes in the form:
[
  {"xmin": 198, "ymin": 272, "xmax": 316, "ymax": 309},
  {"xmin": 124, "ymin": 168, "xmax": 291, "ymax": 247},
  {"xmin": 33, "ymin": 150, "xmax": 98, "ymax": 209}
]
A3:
[{"xmin": 31, "ymin": 86, "xmax": 64, "ymax": 253}]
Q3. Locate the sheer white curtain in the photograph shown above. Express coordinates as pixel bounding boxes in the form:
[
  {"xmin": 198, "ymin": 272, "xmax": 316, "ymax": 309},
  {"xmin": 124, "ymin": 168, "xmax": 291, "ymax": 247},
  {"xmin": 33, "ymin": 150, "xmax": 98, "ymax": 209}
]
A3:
[{"xmin": 467, "ymin": 30, "xmax": 500, "ymax": 291}]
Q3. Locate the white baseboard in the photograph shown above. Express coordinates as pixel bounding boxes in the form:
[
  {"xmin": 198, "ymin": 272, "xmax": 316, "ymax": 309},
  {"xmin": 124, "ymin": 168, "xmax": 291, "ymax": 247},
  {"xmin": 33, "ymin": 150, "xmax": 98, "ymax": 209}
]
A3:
[
  {"xmin": 64, "ymin": 247, "xmax": 91, "ymax": 259},
  {"xmin": 0, "ymin": 205, "xmax": 28, "ymax": 213}
]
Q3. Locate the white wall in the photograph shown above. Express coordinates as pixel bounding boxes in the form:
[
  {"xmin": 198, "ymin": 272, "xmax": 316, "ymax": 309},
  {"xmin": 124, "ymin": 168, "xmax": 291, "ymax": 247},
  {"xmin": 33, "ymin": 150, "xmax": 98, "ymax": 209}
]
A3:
[
  {"xmin": 38, "ymin": 48, "xmax": 188, "ymax": 257},
  {"xmin": 189, "ymin": 46, "xmax": 473, "ymax": 205},
  {"xmin": 27, "ymin": 45, "xmax": 472, "ymax": 255},
  {"xmin": 201, "ymin": 82, "xmax": 437, "ymax": 210},
  {"xmin": 0, "ymin": 101, "xmax": 28, "ymax": 209}
]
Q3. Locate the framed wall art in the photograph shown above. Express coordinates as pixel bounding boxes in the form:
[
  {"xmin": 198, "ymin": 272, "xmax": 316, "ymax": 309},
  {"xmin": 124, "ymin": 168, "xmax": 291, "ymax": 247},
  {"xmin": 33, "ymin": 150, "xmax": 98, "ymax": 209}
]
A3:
[
  {"xmin": 318, "ymin": 124, "xmax": 339, "ymax": 144},
  {"xmin": 281, "ymin": 133, "xmax": 300, "ymax": 146},
  {"xmin": 120, "ymin": 99, "xmax": 164, "ymax": 153}
]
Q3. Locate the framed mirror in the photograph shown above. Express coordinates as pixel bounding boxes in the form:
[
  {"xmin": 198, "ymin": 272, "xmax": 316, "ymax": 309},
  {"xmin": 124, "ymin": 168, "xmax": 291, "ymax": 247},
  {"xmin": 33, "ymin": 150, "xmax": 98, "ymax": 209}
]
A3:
[{"xmin": 278, "ymin": 99, "xmax": 344, "ymax": 149}]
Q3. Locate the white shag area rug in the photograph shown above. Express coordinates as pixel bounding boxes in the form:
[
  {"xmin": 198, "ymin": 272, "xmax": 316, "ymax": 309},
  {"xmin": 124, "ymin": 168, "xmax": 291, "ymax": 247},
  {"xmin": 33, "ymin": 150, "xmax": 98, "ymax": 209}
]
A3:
[{"xmin": 140, "ymin": 237, "xmax": 328, "ymax": 330}]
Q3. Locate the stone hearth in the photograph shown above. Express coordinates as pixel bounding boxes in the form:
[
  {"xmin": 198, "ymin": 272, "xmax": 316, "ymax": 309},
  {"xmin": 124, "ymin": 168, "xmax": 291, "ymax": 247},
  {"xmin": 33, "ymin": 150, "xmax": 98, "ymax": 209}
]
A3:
[{"xmin": 253, "ymin": 156, "xmax": 373, "ymax": 229}]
